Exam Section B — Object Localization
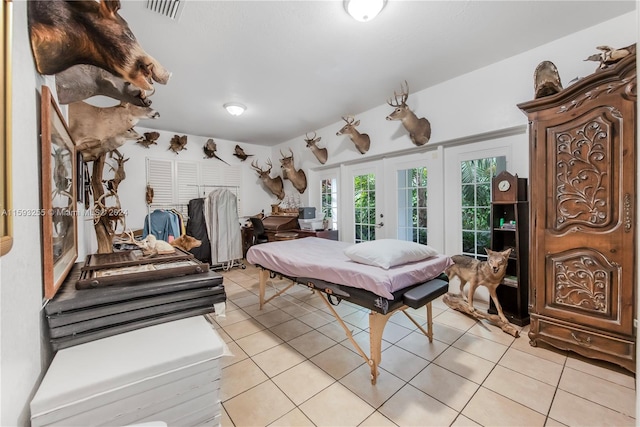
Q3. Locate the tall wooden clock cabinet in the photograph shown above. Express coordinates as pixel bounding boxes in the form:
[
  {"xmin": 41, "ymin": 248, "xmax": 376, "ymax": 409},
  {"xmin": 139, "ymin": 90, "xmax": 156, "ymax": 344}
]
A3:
[{"xmin": 518, "ymin": 52, "xmax": 636, "ymax": 372}]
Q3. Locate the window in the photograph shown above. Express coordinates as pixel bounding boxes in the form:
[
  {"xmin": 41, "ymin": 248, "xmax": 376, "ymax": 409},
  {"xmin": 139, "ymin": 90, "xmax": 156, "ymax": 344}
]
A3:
[
  {"xmin": 460, "ymin": 156, "xmax": 505, "ymax": 259},
  {"xmin": 397, "ymin": 167, "xmax": 428, "ymax": 243},
  {"xmin": 354, "ymin": 173, "xmax": 376, "ymax": 242},
  {"xmin": 146, "ymin": 158, "xmax": 242, "ymax": 218},
  {"xmin": 321, "ymin": 178, "xmax": 338, "ymax": 230}
]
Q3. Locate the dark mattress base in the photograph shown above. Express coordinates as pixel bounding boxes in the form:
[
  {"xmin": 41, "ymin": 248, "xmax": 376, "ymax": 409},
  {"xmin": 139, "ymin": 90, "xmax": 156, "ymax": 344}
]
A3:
[{"xmin": 263, "ymin": 268, "xmax": 449, "ymax": 314}]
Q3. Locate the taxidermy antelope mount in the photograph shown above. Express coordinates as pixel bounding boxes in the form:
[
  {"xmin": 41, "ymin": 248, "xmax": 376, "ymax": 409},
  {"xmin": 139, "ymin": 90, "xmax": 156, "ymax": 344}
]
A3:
[
  {"xmin": 336, "ymin": 116, "xmax": 370, "ymax": 154},
  {"xmin": 280, "ymin": 148, "xmax": 307, "ymax": 194},
  {"xmin": 56, "ymin": 64, "xmax": 153, "ymax": 107},
  {"xmin": 251, "ymin": 159, "xmax": 285, "ymax": 200},
  {"xmin": 386, "ymin": 80, "xmax": 431, "ymax": 146},
  {"xmin": 304, "ymin": 132, "xmax": 328, "ymax": 164}
]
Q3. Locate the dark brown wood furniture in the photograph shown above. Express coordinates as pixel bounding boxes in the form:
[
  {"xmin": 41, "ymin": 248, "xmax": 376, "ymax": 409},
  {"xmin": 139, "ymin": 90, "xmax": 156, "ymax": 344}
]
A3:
[
  {"xmin": 489, "ymin": 171, "xmax": 530, "ymax": 326},
  {"xmin": 241, "ymin": 215, "xmax": 339, "ymax": 257},
  {"xmin": 518, "ymin": 52, "xmax": 636, "ymax": 372}
]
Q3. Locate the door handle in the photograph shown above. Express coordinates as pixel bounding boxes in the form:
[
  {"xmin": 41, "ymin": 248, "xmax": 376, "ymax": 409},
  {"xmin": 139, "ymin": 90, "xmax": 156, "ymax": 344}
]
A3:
[{"xmin": 376, "ymin": 222, "xmax": 384, "ymax": 228}]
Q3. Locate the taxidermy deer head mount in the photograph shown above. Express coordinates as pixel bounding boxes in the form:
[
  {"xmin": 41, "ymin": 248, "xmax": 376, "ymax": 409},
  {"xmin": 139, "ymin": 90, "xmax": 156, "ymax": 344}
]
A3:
[
  {"xmin": 280, "ymin": 148, "xmax": 307, "ymax": 194},
  {"xmin": 251, "ymin": 159, "xmax": 285, "ymax": 200},
  {"xmin": 336, "ymin": 116, "xmax": 370, "ymax": 154},
  {"xmin": 304, "ymin": 132, "xmax": 327, "ymax": 165},
  {"xmin": 169, "ymin": 135, "xmax": 188, "ymax": 154},
  {"xmin": 386, "ymin": 80, "xmax": 431, "ymax": 146}
]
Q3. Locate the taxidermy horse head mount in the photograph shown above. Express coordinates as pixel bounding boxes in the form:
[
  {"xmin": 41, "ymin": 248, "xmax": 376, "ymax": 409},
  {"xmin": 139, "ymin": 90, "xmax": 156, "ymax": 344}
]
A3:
[
  {"xmin": 27, "ymin": 0, "xmax": 171, "ymax": 90},
  {"xmin": 251, "ymin": 159, "xmax": 285, "ymax": 200},
  {"xmin": 304, "ymin": 132, "xmax": 327, "ymax": 165},
  {"xmin": 336, "ymin": 116, "xmax": 370, "ymax": 154},
  {"xmin": 280, "ymin": 148, "xmax": 307, "ymax": 194},
  {"xmin": 386, "ymin": 80, "xmax": 431, "ymax": 146}
]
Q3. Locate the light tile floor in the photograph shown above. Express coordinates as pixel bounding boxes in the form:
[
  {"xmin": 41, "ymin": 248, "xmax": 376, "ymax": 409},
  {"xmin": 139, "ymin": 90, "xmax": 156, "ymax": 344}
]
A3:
[{"xmin": 209, "ymin": 264, "xmax": 636, "ymax": 427}]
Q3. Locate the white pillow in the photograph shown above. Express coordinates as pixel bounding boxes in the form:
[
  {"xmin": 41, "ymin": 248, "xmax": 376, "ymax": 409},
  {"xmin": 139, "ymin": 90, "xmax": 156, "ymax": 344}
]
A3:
[{"xmin": 344, "ymin": 239, "xmax": 439, "ymax": 269}]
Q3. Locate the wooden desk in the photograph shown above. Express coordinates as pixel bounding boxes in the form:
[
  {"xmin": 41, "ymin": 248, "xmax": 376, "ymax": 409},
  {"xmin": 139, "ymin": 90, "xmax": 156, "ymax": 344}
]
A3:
[
  {"xmin": 242, "ymin": 228, "xmax": 339, "ymax": 257},
  {"xmin": 296, "ymin": 229, "xmax": 339, "ymax": 240}
]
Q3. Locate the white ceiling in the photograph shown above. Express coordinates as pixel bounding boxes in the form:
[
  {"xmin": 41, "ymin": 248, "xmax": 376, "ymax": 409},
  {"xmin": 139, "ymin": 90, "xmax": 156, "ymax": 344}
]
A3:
[{"xmin": 118, "ymin": 0, "xmax": 635, "ymax": 146}]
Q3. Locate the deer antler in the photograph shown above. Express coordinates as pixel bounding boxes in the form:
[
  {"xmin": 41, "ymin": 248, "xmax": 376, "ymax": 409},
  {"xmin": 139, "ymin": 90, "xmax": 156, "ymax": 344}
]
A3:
[
  {"xmin": 387, "ymin": 80, "xmax": 409, "ymax": 107},
  {"xmin": 250, "ymin": 159, "xmax": 261, "ymax": 171},
  {"xmin": 304, "ymin": 131, "xmax": 317, "ymax": 141},
  {"xmin": 265, "ymin": 158, "xmax": 273, "ymax": 171},
  {"xmin": 342, "ymin": 116, "xmax": 355, "ymax": 125}
]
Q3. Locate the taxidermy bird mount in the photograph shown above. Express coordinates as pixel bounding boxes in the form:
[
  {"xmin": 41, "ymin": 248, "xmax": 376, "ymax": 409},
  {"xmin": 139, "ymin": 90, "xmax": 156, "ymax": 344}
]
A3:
[
  {"xmin": 585, "ymin": 44, "xmax": 636, "ymax": 70},
  {"xmin": 203, "ymin": 139, "xmax": 229, "ymax": 165},
  {"xmin": 138, "ymin": 131, "xmax": 160, "ymax": 148},
  {"xmin": 169, "ymin": 134, "xmax": 188, "ymax": 154},
  {"xmin": 233, "ymin": 144, "xmax": 253, "ymax": 161}
]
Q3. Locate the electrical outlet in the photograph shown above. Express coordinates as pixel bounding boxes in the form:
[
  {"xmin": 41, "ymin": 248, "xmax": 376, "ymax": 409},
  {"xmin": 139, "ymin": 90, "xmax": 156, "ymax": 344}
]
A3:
[{"xmin": 634, "ymin": 319, "xmax": 638, "ymax": 329}]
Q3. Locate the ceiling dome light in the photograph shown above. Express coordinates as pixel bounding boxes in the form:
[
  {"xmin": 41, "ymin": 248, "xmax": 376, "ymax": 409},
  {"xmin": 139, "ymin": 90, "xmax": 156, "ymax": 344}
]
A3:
[
  {"xmin": 224, "ymin": 102, "xmax": 246, "ymax": 116},
  {"xmin": 344, "ymin": 0, "xmax": 386, "ymax": 22}
]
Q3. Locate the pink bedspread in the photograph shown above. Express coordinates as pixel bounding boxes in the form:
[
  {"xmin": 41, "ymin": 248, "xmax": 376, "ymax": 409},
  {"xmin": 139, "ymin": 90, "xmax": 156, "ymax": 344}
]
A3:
[{"xmin": 246, "ymin": 237, "xmax": 453, "ymax": 300}]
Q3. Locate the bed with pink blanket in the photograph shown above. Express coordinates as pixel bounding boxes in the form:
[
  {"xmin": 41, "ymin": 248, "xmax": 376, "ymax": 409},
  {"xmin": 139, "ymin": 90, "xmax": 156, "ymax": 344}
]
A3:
[{"xmin": 246, "ymin": 237, "xmax": 453, "ymax": 384}]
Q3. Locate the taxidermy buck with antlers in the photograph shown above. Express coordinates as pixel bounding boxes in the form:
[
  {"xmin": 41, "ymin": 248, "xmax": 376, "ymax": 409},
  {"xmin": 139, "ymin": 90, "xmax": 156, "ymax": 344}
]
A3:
[
  {"xmin": 103, "ymin": 150, "xmax": 129, "ymax": 194},
  {"xmin": 304, "ymin": 132, "xmax": 327, "ymax": 164},
  {"xmin": 280, "ymin": 148, "xmax": 307, "ymax": 194},
  {"xmin": 251, "ymin": 159, "xmax": 285, "ymax": 200},
  {"xmin": 386, "ymin": 81, "xmax": 431, "ymax": 146},
  {"xmin": 336, "ymin": 116, "xmax": 370, "ymax": 154}
]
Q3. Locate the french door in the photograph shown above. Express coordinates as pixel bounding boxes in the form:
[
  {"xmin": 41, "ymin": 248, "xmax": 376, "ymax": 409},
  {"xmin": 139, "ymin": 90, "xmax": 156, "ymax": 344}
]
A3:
[{"xmin": 346, "ymin": 162, "xmax": 386, "ymax": 243}]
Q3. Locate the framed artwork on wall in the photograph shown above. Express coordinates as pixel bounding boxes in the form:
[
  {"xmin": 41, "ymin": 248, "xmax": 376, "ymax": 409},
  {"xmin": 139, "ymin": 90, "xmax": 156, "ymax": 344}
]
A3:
[
  {"xmin": 0, "ymin": 0, "xmax": 13, "ymax": 256},
  {"xmin": 41, "ymin": 85, "xmax": 78, "ymax": 300}
]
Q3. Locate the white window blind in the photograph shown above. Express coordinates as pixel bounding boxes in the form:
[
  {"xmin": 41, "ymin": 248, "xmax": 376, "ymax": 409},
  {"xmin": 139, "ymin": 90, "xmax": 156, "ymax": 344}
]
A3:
[
  {"xmin": 146, "ymin": 158, "xmax": 242, "ymax": 218},
  {"xmin": 146, "ymin": 159, "xmax": 174, "ymax": 207}
]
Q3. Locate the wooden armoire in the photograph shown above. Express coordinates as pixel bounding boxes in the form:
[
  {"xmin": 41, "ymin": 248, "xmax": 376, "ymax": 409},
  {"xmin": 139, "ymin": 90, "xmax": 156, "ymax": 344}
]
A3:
[{"xmin": 518, "ymin": 52, "xmax": 636, "ymax": 372}]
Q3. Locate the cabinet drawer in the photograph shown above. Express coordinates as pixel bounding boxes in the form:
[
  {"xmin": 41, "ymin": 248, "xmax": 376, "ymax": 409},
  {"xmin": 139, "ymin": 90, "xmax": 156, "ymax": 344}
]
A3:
[{"xmin": 536, "ymin": 318, "xmax": 635, "ymax": 364}]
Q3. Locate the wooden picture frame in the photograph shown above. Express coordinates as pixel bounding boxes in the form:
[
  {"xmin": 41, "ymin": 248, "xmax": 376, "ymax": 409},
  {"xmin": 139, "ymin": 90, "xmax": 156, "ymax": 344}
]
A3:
[
  {"xmin": 41, "ymin": 85, "xmax": 78, "ymax": 300},
  {"xmin": 0, "ymin": 0, "xmax": 13, "ymax": 256}
]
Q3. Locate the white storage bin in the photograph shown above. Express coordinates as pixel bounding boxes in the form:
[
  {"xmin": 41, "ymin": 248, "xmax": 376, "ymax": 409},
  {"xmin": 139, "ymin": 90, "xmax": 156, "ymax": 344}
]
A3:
[
  {"xmin": 31, "ymin": 316, "xmax": 226, "ymax": 427},
  {"xmin": 298, "ymin": 214, "xmax": 325, "ymax": 230}
]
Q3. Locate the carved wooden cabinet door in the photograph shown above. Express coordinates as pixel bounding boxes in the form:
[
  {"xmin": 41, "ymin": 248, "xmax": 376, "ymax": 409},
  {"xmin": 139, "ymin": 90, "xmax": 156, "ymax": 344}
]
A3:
[{"xmin": 519, "ymin": 53, "xmax": 636, "ymax": 371}]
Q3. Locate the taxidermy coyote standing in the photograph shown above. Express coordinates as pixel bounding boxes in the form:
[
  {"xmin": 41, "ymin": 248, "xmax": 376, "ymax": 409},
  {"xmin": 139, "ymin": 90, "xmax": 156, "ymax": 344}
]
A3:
[{"xmin": 445, "ymin": 248, "xmax": 512, "ymax": 323}]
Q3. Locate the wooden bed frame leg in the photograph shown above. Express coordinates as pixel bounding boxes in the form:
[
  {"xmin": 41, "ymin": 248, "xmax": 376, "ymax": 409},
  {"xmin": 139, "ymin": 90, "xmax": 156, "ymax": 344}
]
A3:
[
  {"xmin": 369, "ymin": 311, "xmax": 393, "ymax": 385},
  {"xmin": 316, "ymin": 293, "xmax": 395, "ymax": 385},
  {"xmin": 258, "ymin": 268, "xmax": 296, "ymax": 310},
  {"xmin": 258, "ymin": 269, "xmax": 268, "ymax": 310},
  {"xmin": 401, "ymin": 302, "xmax": 434, "ymax": 342},
  {"xmin": 426, "ymin": 301, "xmax": 434, "ymax": 342}
]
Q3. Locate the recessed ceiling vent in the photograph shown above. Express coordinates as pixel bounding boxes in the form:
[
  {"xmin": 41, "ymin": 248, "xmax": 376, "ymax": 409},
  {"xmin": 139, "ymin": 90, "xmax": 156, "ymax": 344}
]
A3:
[{"xmin": 146, "ymin": 0, "xmax": 184, "ymax": 21}]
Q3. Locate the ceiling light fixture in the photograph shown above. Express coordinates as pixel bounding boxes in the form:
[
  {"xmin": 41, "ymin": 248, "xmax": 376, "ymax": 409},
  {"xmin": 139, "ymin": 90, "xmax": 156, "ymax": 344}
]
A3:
[
  {"xmin": 344, "ymin": 0, "xmax": 386, "ymax": 22},
  {"xmin": 224, "ymin": 102, "xmax": 246, "ymax": 116}
]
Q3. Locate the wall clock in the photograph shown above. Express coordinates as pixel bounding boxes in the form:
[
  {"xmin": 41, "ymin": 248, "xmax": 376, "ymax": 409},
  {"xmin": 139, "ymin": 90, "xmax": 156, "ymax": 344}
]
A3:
[{"xmin": 492, "ymin": 171, "xmax": 518, "ymax": 202}]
